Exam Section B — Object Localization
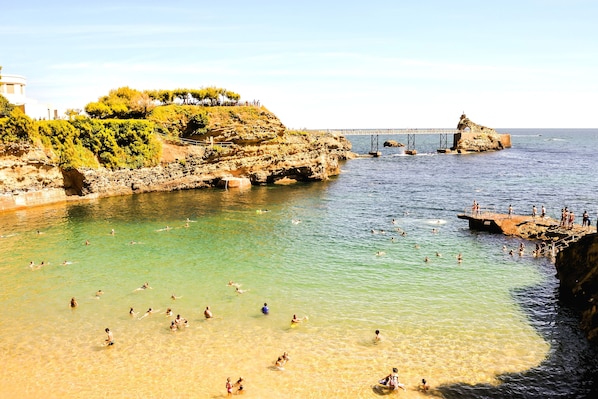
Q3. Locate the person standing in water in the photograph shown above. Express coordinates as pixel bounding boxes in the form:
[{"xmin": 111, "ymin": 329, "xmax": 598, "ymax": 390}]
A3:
[
  {"xmin": 104, "ymin": 328, "xmax": 114, "ymax": 346},
  {"xmin": 261, "ymin": 303, "xmax": 269, "ymax": 315}
]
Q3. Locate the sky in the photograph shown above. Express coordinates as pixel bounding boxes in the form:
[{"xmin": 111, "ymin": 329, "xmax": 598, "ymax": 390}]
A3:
[{"xmin": 1, "ymin": 0, "xmax": 597, "ymax": 128}]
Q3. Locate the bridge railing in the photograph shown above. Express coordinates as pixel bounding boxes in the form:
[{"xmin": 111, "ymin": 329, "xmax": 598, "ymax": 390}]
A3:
[
  {"xmin": 308, "ymin": 128, "xmax": 463, "ymax": 136},
  {"xmin": 157, "ymin": 133, "xmax": 234, "ymax": 147}
]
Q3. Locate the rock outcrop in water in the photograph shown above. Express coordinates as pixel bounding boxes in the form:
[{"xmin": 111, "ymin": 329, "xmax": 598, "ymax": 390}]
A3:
[
  {"xmin": 0, "ymin": 108, "xmax": 354, "ymax": 211},
  {"xmin": 452, "ymin": 114, "xmax": 511, "ymax": 152},
  {"xmin": 556, "ymin": 234, "xmax": 598, "ymax": 344}
]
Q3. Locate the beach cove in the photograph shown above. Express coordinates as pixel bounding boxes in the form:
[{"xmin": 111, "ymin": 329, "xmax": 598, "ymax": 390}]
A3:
[{"xmin": 0, "ymin": 129, "xmax": 597, "ymax": 398}]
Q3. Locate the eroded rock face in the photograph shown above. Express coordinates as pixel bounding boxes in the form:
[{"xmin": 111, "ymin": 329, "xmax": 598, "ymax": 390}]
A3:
[
  {"xmin": 452, "ymin": 114, "xmax": 511, "ymax": 152},
  {"xmin": 0, "ymin": 113, "xmax": 354, "ymax": 211},
  {"xmin": 556, "ymin": 234, "xmax": 598, "ymax": 344}
]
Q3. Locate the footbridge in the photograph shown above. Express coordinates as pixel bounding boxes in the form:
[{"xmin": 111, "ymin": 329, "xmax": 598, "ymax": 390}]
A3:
[{"xmin": 309, "ymin": 128, "xmax": 463, "ymax": 156}]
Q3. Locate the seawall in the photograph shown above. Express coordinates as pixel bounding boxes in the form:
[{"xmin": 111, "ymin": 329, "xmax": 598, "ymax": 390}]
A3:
[{"xmin": 556, "ymin": 234, "xmax": 598, "ymax": 344}]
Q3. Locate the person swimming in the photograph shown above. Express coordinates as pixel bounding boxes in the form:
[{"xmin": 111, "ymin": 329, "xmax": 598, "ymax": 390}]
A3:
[
  {"xmin": 139, "ymin": 308, "xmax": 158, "ymax": 320},
  {"xmin": 135, "ymin": 282, "xmax": 152, "ymax": 291},
  {"xmin": 204, "ymin": 306, "xmax": 213, "ymax": 319},
  {"xmin": 291, "ymin": 314, "xmax": 308, "ymax": 324},
  {"xmin": 70, "ymin": 297, "xmax": 78, "ymax": 308}
]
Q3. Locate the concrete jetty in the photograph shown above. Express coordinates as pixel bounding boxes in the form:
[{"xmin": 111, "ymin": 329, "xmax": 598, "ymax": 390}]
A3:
[{"xmin": 457, "ymin": 211, "xmax": 596, "ymax": 252}]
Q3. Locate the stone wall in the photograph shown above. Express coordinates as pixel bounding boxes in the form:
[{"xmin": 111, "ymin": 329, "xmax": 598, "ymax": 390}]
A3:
[{"xmin": 556, "ymin": 234, "xmax": 598, "ymax": 344}]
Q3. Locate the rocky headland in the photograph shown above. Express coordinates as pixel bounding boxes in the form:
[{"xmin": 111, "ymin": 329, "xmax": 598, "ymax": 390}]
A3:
[
  {"xmin": 0, "ymin": 107, "xmax": 354, "ymax": 211},
  {"xmin": 452, "ymin": 113, "xmax": 511, "ymax": 152}
]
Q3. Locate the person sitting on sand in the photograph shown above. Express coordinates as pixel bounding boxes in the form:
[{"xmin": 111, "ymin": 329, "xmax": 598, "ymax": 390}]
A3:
[
  {"xmin": 419, "ymin": 378, "xmax": 430, "ymax": 391},
  {"xmin": 379, "ymin": 368, "xmax": 406, "ymax": 391},
  {"xmin": 275, "ymin": 356, "xmax": 285, "ymax": 370}
]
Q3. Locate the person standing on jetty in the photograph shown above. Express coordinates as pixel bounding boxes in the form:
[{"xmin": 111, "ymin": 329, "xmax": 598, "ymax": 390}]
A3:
[{"xmin": 508, "ymin": 204, "xmax": 513, "ymax": 219}]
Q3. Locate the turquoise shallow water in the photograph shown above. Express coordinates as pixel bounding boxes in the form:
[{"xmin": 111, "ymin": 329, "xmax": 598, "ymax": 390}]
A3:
[{"xmin": 0, "ymin": 129, "xmax": 596, "ymax": 398}]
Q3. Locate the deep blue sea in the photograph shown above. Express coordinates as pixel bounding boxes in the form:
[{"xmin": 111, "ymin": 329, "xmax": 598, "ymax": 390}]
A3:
[{"xmin": 0, "ymin": 128, "xmax": 596, "ymax": 398}]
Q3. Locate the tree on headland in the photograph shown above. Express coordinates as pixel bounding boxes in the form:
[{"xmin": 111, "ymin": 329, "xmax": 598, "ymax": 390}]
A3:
[
  {"xmin": 0, "ymin": 94, "xmax": 14, "ymax": 118},
  {"xmin": 85, "ymin": 86, "xmax": 241, "ymax": 119},
  {"xmin": 85, "ymin": 86, "xmax": 155, "ymax": 119},
  {"xmin": 0, "ymin": 108, "xmax": 36, "ymax": 143},
  {"xmin": 64, "ymin": 108, "xmax": 82, "ymax": 120}
]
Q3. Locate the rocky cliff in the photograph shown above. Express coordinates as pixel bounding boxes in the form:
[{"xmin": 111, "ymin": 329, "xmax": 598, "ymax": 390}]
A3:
[
  {"xmin": 0, "ymin": 108, "xmax": 354, "ymax": 211},
  {"xmin": 452, "ymin": 114, "xmax": 511, "ymax": 152},
  {"xmin": 556, "ymin": 234, "xmax": 598, "ymax": 344}
]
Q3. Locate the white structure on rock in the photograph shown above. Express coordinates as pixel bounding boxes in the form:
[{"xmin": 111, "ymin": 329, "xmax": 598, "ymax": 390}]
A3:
[{"xmin": 0, "ymin": 73, "xmax": 58, "ymax": 119}]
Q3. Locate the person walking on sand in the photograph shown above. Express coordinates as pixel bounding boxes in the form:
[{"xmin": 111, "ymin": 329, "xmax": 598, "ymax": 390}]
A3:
[{"xmin": 226, "ymin": 377, "xmax": 233, "ymax": 396}]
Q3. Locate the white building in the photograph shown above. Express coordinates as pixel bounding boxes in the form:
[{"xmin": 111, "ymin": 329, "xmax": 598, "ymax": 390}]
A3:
[{"xmin": 0, "ymin": 73, "xmax": 58, "ymax": 119}]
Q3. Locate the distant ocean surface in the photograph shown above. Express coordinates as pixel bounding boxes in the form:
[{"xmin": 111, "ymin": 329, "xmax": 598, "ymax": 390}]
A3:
[{"xmin": 0, "ymin": 128, "xmax": 597, "ymax": 398}]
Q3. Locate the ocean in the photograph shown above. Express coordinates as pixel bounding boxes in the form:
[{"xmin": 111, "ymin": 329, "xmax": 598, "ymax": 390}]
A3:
[{"xmin": 0, "ymin": 129, "xmax": 597, "ymax": 398}]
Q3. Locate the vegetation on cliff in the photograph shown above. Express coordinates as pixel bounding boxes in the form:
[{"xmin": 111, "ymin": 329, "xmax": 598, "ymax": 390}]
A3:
[
  {"xmin": 0, "ymin": 86, "xmax": 261, "ymax": 170},
  {"xmin": 0, "ymin": 108, "xmax": 161, "ymax": 170}
]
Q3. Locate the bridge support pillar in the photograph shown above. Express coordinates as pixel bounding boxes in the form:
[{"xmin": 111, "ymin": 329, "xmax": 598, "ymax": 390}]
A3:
[{"xmin": 369, "ymin": 134, "xmax": 381, "ymax": 157}]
